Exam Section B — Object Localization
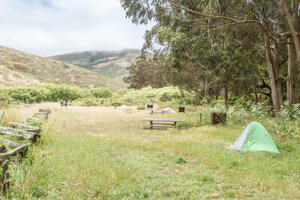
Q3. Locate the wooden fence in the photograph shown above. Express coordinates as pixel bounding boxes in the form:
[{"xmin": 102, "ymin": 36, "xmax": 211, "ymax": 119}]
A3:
[{"xmin": 0, "ymin": 108, "xmax": 51, "ymax": 193}]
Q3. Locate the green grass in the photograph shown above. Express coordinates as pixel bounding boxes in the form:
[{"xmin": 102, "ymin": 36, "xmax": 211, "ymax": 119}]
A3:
[{"xmin": 4, "ymin": 105, "xmax": 300, "ymax": 199}]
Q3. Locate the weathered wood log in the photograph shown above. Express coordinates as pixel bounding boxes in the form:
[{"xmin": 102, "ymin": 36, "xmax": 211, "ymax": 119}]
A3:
[
  {"xmin": 0, "ymin": 137, "xmax": 33, "ymax": 192},
  {"xmin": 0, "ymin": 138, "xmax": 31, "ymax": 193},
  {"xmin": 39, "ymin": 109, "xmax": 51, "ymax": 114},
  {"xmin": 0, "ymin": 127, "xmax": 38, "ymax": 142},
  {"xmin": 9, "ymin": 122, "xmax": 41, "ymax": 133},
  {"xmin": 25, "ymin": 117, "xmax": 41, "ymax": 124},
  {"xmin": 34, "ymin": 111, "xmax": 49, "ymax": 115},
  {"xmin": 33, "ymin": 114, "xmax": 48, "ymax": 120},
  {"xmin": 36, "ymin": 111, "xmax": 50, "ymax": 116},
  {"xmin": 0, "ymin": 159, "xmax": 10, "ymax": 193},
  {"xmin": 0, "ymin": 138, "xmax": 32, "ymax": 160}
]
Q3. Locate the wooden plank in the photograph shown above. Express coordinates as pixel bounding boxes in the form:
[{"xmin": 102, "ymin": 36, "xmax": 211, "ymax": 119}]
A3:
[
  {"xmin": 9, "ymin": 123, "xmax": 41, "ymax": 133},
  {"xmin": 39, "ymin": 109, "xmax": 51, "ymax": 114},
  {"xmin": 148, "ymin": 122, "xmax": 176, "ymax": 125},
  {"xmin": 0, "ymin": 138, "xmax": 32, "ymax": 160},
  {"xmin": 143, "ymin": 118, "xmax": 184, "ymax": 122},
  {"xmin": 150, "ymin": 125, "xmax": 174, "ymax": 129},
  {"xmin": 0, "ymin": 127, "xmax": 38, "ymax": 142}
]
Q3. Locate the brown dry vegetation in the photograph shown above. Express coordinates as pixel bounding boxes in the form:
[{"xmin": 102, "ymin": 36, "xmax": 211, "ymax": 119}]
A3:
[{"xmin": 0, "ymin": 46, "xmax": 124, "ymax": 90}]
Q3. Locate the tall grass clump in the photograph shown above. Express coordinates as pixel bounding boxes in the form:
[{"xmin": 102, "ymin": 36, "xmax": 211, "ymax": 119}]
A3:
[
  {"xmin": 0, "ymin": 90, "xmax": 10, "ymax": 108},
  {"xmin": 205, "ymin": 100, "xmax": 300, "ymax": 140}
]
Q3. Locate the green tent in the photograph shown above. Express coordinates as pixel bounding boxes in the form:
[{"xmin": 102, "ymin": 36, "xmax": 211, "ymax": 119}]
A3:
[{"xmin": 228, "ymin": 122, "xmax": 280, "ymax": 153}]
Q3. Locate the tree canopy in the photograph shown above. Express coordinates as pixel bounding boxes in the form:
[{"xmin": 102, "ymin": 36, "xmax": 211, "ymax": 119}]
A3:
[{"xmin": 121, "ymin": 0, "xmax": 300, "ymax": 114}]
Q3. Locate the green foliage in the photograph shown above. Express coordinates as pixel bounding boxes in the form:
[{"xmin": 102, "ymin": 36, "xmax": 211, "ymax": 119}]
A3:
[
  {"xmin": 43, "ymin": 84, "xmax": 85, "ymax": 101},
  {"xmin": 0, "ymin": 90, "xmax": 10, "ymax": 107},
  {"xmin": 175, "ymin": 157, "xmax": 186, "ymax": 164},
  {"xmin": 91, "ymin": 88, "xmax": 113, "ymax": 98},
  {"xmin": 111, "ymin": 102, "xmax": 122, "ymax": 108},
  {"xmin": 0, "ymin": 90, "xmax": 8, "ymax": 101},
  {"xmin": 1, "ymin": 85, "xmax": 115, "ymax": 104},
  {"xmin": 30, "ymin": 182, "xmax": 46, "ymax": 198},
  {"xmin": 120, "ymin": 86, "xmax": 193, "ymax": 105},
  {"xmin": 8, "ymin": 87, "xmax": 44, "ymax": 103},
  {"xmin": 71, "ymin": 98, "xmax": 109, "ymax": 107},
  {"xmin": 0, "ymin": 112, "xmax": 4, "ymax": 125},
  {"xmin": 205, "ymin": 100, "xmax": 300, "ymax": 139},
  {"xmin": 124, "ymin": 55, "xmax": 167, "ymax": 89}
]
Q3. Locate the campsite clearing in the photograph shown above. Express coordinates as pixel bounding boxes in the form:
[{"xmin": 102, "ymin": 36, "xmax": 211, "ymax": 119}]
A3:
[{"xmin": 5, "ymin": 104, "xmax": 300, "ymax": 199}]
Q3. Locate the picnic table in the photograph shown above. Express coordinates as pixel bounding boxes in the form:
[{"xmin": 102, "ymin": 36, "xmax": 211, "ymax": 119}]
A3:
[{"xmin": 143, "ymin": 118, "xmax": 184, "ymax": 129}]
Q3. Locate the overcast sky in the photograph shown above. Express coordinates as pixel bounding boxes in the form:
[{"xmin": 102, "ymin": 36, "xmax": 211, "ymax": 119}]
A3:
[{"xmin": 0, "ymin": 0, "xmax": 151, "ymax": 57}]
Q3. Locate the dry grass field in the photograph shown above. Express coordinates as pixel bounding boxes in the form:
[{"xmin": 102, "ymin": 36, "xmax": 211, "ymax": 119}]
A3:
[
  {"xmin": 2, "ymin": 103, "xmax": 300, "ymax": 199},
  {"xmin": 0, "ymin": 46, "xmax": 123, "ymax": 90}
]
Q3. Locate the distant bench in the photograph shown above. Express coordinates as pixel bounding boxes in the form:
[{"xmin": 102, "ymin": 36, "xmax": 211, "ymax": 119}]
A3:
[{"xmin": 143, "ymin": 118, "xmax": 184, "ymax": 129}]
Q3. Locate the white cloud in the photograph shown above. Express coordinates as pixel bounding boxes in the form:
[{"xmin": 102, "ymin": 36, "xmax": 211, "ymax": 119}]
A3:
[{"xmin": 0, "ymin": 0, "xmax": 151, "ymax": 56}]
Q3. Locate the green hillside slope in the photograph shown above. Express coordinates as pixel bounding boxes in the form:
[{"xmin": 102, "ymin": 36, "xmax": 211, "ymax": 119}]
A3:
[
  {"xmin": 50, "ymin": 49, "xmax": 140, "ymax": 82},
  {"xmin": 0, "ymin": 46, "xmax": 124, "ymax": 90}
]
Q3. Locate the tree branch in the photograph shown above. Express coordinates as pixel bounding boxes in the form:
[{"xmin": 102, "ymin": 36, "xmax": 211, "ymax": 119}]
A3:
[{"xmin": 167, "ymin": 0, "xmax": 275, "ymax": 41}]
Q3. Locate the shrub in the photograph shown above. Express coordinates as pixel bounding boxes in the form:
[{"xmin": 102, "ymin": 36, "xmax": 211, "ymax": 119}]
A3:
[
  {"xmin": 43, "ymin": 84, "xmax": 85, "ymax": 101},
  {"xmin": 0, "ymin": 90, "xmax": 10, "ymax": 107},
  {"xmin": 91, "ymin": 88, "xmax": 113, "ymax": 98},
  {"xmin": 8, "ymin": 87, "xmax": 43, "ymax": 103},
  {"xmin": 71, "ymin": 98, "xmax": 108, "ymax": 107},
  {"xmin": 121, "ymin": 86, "xmax": 193, "ymax": 105}
]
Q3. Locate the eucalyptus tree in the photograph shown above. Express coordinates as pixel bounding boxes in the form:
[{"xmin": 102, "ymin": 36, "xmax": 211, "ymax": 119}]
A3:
[
  {"xmin": 124, "ymin": 55, "xmax": 167, "ymax": 89},
  {"xmin": 121, "ymin": 0, "xmax": 300, "ymax": 114}
]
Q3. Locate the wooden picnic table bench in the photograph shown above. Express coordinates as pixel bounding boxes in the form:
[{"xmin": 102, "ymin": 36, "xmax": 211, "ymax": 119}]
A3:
[{"xmin": 143, "ymin": 118, "xmax": 184, "ymax": 129}]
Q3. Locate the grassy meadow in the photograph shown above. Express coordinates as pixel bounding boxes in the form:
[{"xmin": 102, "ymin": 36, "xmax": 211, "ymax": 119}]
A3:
[{"xmin": 1, "ymin": 104, "xmax": 300, "ymax": 199}]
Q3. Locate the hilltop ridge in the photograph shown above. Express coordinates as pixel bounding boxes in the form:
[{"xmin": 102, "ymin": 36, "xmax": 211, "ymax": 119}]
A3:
[
  {"xmin": 0, "ymin": 46, "xmax": 124, "ymax": 90},
  {"xmin": 50, "ymin": 49, "xmax": 141, "ymax": 83}
]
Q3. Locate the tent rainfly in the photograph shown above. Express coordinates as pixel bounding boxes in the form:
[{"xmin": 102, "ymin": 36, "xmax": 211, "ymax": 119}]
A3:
[
  {"xmin": 120, "ymin": 105, "xmax": 129, "ymax": 110},
  {"xmin": 228, "ymin": 122, "xmax": 280, "ymax": 153},
  {"xmin": 152, "ymin": 105, "xmax": 162, "ymax": 112}
]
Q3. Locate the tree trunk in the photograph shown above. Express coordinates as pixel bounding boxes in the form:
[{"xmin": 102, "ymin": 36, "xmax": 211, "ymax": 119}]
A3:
[
  {"xmin": 253, "ymin": 79, "xmax": 259, "ymax": 103},
  {"xmin": 204, "ymin": 80, "xmax": 210, "ymax": 104},
  {"xmin": 264, "ymin": 34, "xmax": 283, "ymax": 115},
  {"xmin": 223, "ymin": 86, "xmax": 228, "ymax": 105},
  {"xmin": 194, "ymin": 89, "xmax": 200, "ymax": 105},
  {"xmin": 280, "ymin": 0, "xmax": 300, "ymax": 65},
  {"xmin": 287, "ymin": 37, "xmax": 295, "ymax": 106}
]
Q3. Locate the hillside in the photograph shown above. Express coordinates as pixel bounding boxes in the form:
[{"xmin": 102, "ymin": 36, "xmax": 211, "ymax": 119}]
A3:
[
  {"xmin": 50, "ymin": 49, "xmax": 140, "ymax": 82},
  {"xmin": 0, "ymin": 46, "xmax": 124, "ymax": 90}
]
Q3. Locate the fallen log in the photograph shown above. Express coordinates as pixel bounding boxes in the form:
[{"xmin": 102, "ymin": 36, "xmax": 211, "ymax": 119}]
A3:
[
  {"xmin": 25, "ymin": 117, "xmax": 41, "ymax": 124},
  {"xmin": 9, "ymin": 122, "xmax": 41, "ymax": 134},
  {"xmin": 0, "ymin": 138, "xmax": 32, "ymax": 192},
  {"xmin": 0, "ymin": 138, "xmax": 32, "ymax": 160},
  {"xmin": 39, "ymin": 109, "xmax": 51, "ymax": 114},
  {"xmin": 33, "ymin": 114, "xmax": 48, "ymax": 120},
  {"xmin": 0, "ymin": 127, "xmax": 38, "ymax": 142},
  {"xmin": 34, "ymin": 111, "xmax": 48, "ymax": 115}
]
